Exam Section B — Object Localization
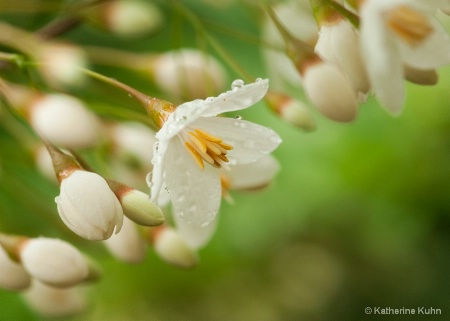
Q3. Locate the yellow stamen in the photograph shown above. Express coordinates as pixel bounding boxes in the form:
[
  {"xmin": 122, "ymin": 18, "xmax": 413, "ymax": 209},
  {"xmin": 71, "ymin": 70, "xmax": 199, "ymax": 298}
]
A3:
[
  {"xmin": 218, "ymin": 142, "xmax": 233, "ymax": 150},
  {"xmin": 386, "ymin": 5, "xmax": 433, "ymax": 47},
  {"xmin": 195, "ymin": 129, "xmax": 222, "ymax": 142},
  {"xmin": 184, "ymin": 142, "xmax": 204, "ymax": 169},
  {"xmin": 184, "ymin": 128, "xmax": 234, "ymax": 170},
  {"xmin": 188, "ymin": 132, "xmax": 207, "ymax": 153}
]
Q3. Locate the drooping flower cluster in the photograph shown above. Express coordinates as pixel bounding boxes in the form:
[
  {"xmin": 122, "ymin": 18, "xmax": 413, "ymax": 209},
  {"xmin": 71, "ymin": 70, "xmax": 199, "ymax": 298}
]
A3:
[{"xmin": 263, "ymin": 0, "xmax": 450, "ymax": 121}]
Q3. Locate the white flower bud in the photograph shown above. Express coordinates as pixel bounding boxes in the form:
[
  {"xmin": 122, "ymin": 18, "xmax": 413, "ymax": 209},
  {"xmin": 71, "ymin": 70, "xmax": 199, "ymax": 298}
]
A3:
[
  {"xmin": 20, "ymin": 238, "xmax": 89, "ymax": 288},
  {"xmin": 37, "ymin": 43, "xmax": 87, "ymax": 88},
  {"xmin": 103, "ymin": 0, "xmax": 164, "ymax": 37},
  {"xmin": 30, "ymin": 93, "xmax": 101, "ymax": 149},
  {"xmin": 153, "ymin": 227, "xmax": 198, "ymax": 268},
  {"xmin": 152, "ymin": 49, "xmax": 227, "ymax": 100},
  {"xmin": 109, "ymin": 121, "xmax": 156, "ymax": 167},
  {"xmin": 56, "ymin": 170, "xmax": 124, "ymax": 241},
  {"xmin": 23, "ymin": 280, "xmax": 86, "ymax": 317},
  {"xmin": 315, "ymin": 19, "xmax": 370, "ymax": 98},
  {"xmin": 0, "ymin": 245, "xmax": 31, "ymax": 291},
  {"xmin": 303, "ymin": 61, "xmax": 358, "ymax": 122},
  {"xmin": 103, "ymin": 217, "xmax": 147, "ymax": 263}
]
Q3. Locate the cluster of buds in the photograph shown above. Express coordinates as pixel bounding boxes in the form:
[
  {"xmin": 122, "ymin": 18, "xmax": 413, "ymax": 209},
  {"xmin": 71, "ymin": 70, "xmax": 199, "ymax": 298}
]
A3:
[
  {"xmin": 0, "ymin": 235, "xmax": 95, "ymax": 317},
  {"xmin": 263, "ymin": 0, "xmax": 450, "ymax": 121}
]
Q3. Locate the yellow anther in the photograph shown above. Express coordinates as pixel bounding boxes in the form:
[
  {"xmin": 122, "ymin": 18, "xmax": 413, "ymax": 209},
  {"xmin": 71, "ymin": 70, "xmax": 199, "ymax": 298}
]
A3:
[
  {"xmin": 188, "ymin": 132, "xmax": 207, "ymax": 153},
  {"xmin": 184, "ymin": 128, "xmax": 234, "ymax": 170},
  {"xmin": 195, "ymin": 129, "xmax": 222, "ymax": 142},
  {"xmin": 386, "ymin": 5, "xmax": 433, "ymax": 47},
  {"xmin": 184, "ymin": 142, "xmax": 204, "ymax": 169}
]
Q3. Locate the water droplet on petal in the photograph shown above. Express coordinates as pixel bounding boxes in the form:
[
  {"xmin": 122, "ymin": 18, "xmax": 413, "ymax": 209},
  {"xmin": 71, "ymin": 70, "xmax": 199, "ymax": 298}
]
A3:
[
  {"xmin": 231, "ymin": 79, "xmax": 244, "ymax": 91},
  {"xmin": 255, "ymin": 77, "xmax": 263, "ymax": 82},
  {"xmin": 54, "ymin": 196, "xmax": 60, "ymax": 204},
  {"xmin": 234, "ymin": 115, "xmax": 243, "ymax": 120},
  {"xmin": 146, "ymin": 172, "xmax": 153, "ymax": 186}
]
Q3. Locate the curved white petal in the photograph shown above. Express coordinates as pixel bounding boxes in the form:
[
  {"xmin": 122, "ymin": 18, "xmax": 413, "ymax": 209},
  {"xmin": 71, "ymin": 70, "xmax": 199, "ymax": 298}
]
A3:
[
  {"xmin": 193, "ymin": 117, "xmax": 282, "ymax": 165},
  {"xmin": 149, "ymin": 140, "xmax": 169, "ymax": 203},
  {"xmin": 200, "ymin": 78, "xmax": 269, "ymax": 117},
  {"xmin": 164, "ymin": 139, "xmax": 222, "ymax": 226},
  {"xmin": 174, "ymin": 212, "xmax": 218, "ymax": 249},
  {"xmin": 398, "ymin": 19, "xmax": 450, "ymax": 68},
  {"xmin": 155, "ymin": 79, "xmax": 269, "ymax": 141},
  {"xmin": 361, "ymin": 1, "xmax": 405, "ymax": 114},
  {"xmin": 225, "ymin": 155, "xmax": 280, "ymax": 190}
]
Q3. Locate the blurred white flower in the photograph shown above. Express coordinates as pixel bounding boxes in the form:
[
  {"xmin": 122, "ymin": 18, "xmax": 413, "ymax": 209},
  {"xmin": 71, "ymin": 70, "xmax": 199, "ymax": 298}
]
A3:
[
  {"xmin": 20, "ymin": 237, "xmax": 88, "ymax": 288},
  {"xmin": 261, "ymin": 0, "xmax": 318, "ymax": 88},
  {"xmin": 152, "ymin": 49, "xmax": 227, "ymax": 100},
  {"xmin": 303, "ymin": 60, "xmax": 359, "ymax": 122},
  {"xmin": 153, "ymin": 226, "xmax": 198, "ymax": 268},
  {"xmin": 0, "ymin": 245, "xmax": 31, "ymax": 291},
  {"xmin": 100, "ymin": 0, "xmax": 164, "ymax": 37},
  {"xmin": 103, "ymin": 217, "xmax": 147, "ymax": 263},
  {"xmin": 149, "ymin": 79, "xmax": 281, "ymax": 227},
  {"xmin": 315, "ymin": 18, "xmax": 370, "ymax": 99},
  {"xmin": 56, "ymin": 170, "xmax": 123, "ymax": 241},
  {"xmin": 23, "ymin": 280, "xmax": 86, "ymax": 317},
  {"xmin": 359, "ymin": 0, "xmax": 450, "ymax": 114},
  {"xmin": 30, "ymin": 93, "xmax": 101, "ymax": 149},
  {"xmin": 109, "ymin": 121, "xmax": 156, "ymax": 168},
  {"xmin": 37, "ymin": 42, "xmax": 87, "ymax": 88}
]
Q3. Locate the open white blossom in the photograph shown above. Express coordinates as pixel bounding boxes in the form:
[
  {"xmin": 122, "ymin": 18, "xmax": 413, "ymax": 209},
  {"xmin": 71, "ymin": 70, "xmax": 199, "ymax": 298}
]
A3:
[
  {"xmin": 360, "ymin": 0, "xmax": 450, "ymax": 114},
  {"xmin": 56, "ymin": 170, "xmax": 123, "ymax": 240},
  {"xmin": 149, "ymin": 79, "xmax": 282, "ymax": 226}
]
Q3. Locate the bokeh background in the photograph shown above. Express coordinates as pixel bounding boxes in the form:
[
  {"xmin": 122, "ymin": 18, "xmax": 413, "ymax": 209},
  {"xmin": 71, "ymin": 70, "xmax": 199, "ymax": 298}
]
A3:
[{"xmin": 1, "ymin": 1, "xmax": 450, "ymax": 320}]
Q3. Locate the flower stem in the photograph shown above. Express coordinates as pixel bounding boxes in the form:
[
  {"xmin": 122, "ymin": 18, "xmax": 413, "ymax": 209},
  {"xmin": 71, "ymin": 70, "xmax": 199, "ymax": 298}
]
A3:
[{"xmin": 80, "ymin": 68, "xmax": 176, "ymax": 128}]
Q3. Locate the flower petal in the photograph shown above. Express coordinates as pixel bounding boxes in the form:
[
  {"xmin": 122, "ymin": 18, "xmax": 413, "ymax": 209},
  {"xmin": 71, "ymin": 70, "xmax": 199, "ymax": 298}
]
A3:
[
  {"xmin": 398, "ymin": 19, "xmax": 450, "ymax": 69},
  {"xmin": 201, "ymin": 78, "xmax": 269, "ymax": 117},
  {"xmin": 164, "ymin": 138, "xmax": 222, "ymax": 226},
  {"xmin": 174, "ymin": 212, "xmax": 218, "ymax": 249},
  {"xmin": 149, "ymin": 139, "xmax": 169, "ymax": 204},
  {"xmin": 361, "ymin": 1, "xmax": 405, "ymax": 114},
  {"xmin": 193, "ymin": 117, "xmax": 282, "ymax": 164},
  {"xmin": 225, "ymin": 155, "xmax": 280, "ymax": 190},
  {"xmin": 156, "ymin": 79, "xmax": 269, "ymax": 141}
]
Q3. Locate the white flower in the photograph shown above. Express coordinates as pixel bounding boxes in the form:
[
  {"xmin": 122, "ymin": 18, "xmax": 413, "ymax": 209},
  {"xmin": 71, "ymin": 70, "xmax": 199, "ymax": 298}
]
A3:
[
  {"xmin": 100, "ymin": 0, "xmax": 163, "ymax": 37},
  {"xmin": 23, "ymin": 280, "xmax": 86, "ymax": 317},
  {"xmin": 315, "ymin": 19, "xmax": 370, "ymax": 99},
  {"xmin": 20, "ymin": 238, "xmax": 88, "ymax": 288},
  {"xmin": 37, "ymin": 43, "xmax": 87, "ymax": 88},
  {"xmin": 103, "ymin": 217, "xmax": 147, "ymax": 263},
  {"xmin": 303, "ymin": 61, "xmax": 359, "ymax": 122},
  {"xmin": 149, "ymin": 79, "xmax": 281, "ymax": 226},
  {"xmin": 56, "ymin": 170, "xmax": 123, "ymax": 240},
  {"xmin": 30, "ymin": 93, "xmax": 101, "ymax": 149},
  {"xmin": 0, "ymin": 245, "xmax": 31, "ymax": 291},
  {"xmin": 360, "ymin": 0, "xmax": 450, "ymax": 114},
  {"xmin": 261, "ymin": 0, "xmax": 318, "ymax": 88},
  {"xmin": 152, "ymin": 49, "xmax": 227, "ymax": 100},
  {"xmin": 153, "ymin": 226, "xmax": 198, "ymax": 268}
]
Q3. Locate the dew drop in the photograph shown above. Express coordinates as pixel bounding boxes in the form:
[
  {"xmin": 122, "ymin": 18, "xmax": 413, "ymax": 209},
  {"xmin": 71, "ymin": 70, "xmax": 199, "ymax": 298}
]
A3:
[
  {"xmin": 255, "ymin": 77, "xmax": 263, "ymax": 82},
  {"xmin": 234, "ymin": 115, "xmax": 243, "ymax": 120},
  {"xmin": 231, "ymin": 79, "xmax": 244, "ymax": 91},
  {"xmin": 145, "ymin": 172, "xmax": 153, "ymax": 186}
]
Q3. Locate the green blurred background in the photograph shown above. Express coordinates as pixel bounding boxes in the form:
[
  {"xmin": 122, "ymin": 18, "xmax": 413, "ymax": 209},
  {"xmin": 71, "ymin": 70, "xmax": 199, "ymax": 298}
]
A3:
[{"xmin": 1, "ymin": 1, "xmax": 450, "ymax": 320}]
